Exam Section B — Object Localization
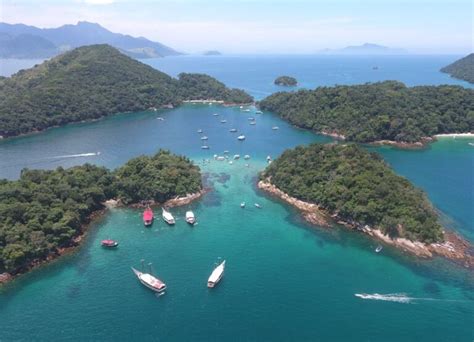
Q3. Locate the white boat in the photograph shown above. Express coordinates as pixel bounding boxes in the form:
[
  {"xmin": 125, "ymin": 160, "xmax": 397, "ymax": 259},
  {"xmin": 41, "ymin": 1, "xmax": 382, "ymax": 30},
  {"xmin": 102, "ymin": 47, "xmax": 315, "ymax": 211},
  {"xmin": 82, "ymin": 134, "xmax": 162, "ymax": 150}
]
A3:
[
  {"xmin": 233, "ymin": 154, "xmax": 240, "ymax": 160},
  {"xmin": 266, "ymin": 155, "xmax": 272, "ymax": 162},
  {"xmin": 216, "ymin": 156, "xmax": 225, "ymax": 161},
  {"xmin": 240, "ymin": 202, "xmax": 246, "ymax": 208},
  {"xmin": 197, "ymin": 129, "xmax": 203, "ymax": 133},
  {"xmin": 375, "ymin": 245, "xmax": 383, "ymax": 253},
  {"xmin": 220, "ymin": 119, "xmax": 227, "ymax": 123},
  {"xmin": 207, "ymin": 260, "xmax": 226, "ymax": 288},
  {"xmin": 201, "ymin": 136, "xmax": 208, "ymax": 140},
  {"xmin": 237, "ymin": 135, "xmax": 246, "ymax": 141},
  {"xmin": 244, "ymin": 155, "xmax": 250, "ymax": 160},
  {"xmin": 229, "ymin": 128, "xmax": 237, "ymax": 132},
  {"xmin": 229, "ymin": 160, "xmax": 233, "ymax": 164},
  {"xmin": 213, "ymin": 113, "xmax": 219, "ymax": 116},
  {"xmin": 243, "ymin": 109, "xmax": 251, "ymax": 112},
  {"xmin": 131, "ymin": 267, "xmax": 166, "ymax": 293},
  {"xmin": 157, "ymin": 117, "xmax": 165, "ymax": 121},
  {"xmin": 162, "ymin": 208, "xmax": 175, "ymax": 225},
  {"xmin": 248, "ymin": 117, "xmax": 255, "ymax": 121},
  {"xmin": 186, "ymin": 211, "xmax": 196, "ymax": 225},
  {"xmin": 254, "ymin": 203, "xmax": 262, "ymax": 209},
  {"xmin": 272, "ymin": 126, "xmax": 279, "ymax": 130},
  {"xmin": 223, "ymin": 150, "xmax": 230, "ymax": 154},
  {"xmin": 201, "ymin": 145, "xmax": 210, "ymax": 149},
  {"xmin": 256, "ymin": 110, "xmax": 263, "ymax": 114},
  {"xmin": 250, "ymin": 121, "xmax": 256, "ymax": 125}
]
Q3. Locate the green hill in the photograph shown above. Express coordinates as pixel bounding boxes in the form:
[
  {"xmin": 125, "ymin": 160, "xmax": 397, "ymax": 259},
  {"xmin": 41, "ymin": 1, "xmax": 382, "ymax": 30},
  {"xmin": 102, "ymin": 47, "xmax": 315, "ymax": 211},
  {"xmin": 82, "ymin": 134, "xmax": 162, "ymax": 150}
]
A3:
[
  {"xmin": 0, "ymin": 44, "xmax": 253, "ymax": 138},
  {"xmin": 259, "ymin": 81, "xmax": 473, "ymax": 144},
  {"xmin": 441, "ymin": 53, "xmax": 474, "ymax": 84},
  {"xmin": 261, "ymin": 143, "xmax": 444, "ymax": 243}
]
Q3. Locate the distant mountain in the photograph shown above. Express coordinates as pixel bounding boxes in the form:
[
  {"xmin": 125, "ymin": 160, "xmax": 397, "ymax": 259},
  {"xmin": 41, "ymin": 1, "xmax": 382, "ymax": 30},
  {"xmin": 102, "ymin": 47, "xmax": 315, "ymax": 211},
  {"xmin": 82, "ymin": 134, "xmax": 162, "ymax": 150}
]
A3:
[
  {"xmin": 320, "ymin": 43, "xmax": 407, "ymax": 55},
  {"xmin": 0, "ymin": 21, "xmax": 182, "ymax": 59},
  {"xmin": 203, "ymin": 50, "xmax": 222, "ymax": 56},
  {"xmin": 0, "ymin": 32, "xmax": 59, "ymax": 58},
  {"xmin": 440, "ymin": 53, "xmax": 474, "ymax": 84}
]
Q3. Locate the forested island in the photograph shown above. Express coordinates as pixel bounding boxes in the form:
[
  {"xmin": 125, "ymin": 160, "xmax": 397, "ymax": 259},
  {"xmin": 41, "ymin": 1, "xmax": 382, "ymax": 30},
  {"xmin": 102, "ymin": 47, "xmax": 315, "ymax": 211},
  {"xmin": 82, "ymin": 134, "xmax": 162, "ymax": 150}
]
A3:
[
  {"xmin": 0, "ymin": 150, "xmax": 202, "ymax": 277},
  {"xmin": 259, "ymin": 81, "xmax": 473, "ymax": 145},
  {"xmin": 0, "ymin": 44, "xmax": 253, "ymax": 138},
  {"xmin": 274, "ymin": 75, "xmax": 298, "ymax": 86},
  {"xmin": 259, "ymin": 143, "xmax": 472, "ymax": 264},
  {"xmin": 440, "ymin": 53, "xmax": 474, "ymax": 84}
]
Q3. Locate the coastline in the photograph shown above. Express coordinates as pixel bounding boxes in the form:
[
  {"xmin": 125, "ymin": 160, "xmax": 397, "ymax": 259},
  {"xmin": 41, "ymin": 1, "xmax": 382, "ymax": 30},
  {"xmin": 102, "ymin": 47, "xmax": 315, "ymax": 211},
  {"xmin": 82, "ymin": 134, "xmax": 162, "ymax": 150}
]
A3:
[
  {"xmin": 258, "ymin": 179, "xmax": 473, "ymax": 268},
  {"xmin": 0, "ymin": 190, "xmax": 206, "ymax": 285}
]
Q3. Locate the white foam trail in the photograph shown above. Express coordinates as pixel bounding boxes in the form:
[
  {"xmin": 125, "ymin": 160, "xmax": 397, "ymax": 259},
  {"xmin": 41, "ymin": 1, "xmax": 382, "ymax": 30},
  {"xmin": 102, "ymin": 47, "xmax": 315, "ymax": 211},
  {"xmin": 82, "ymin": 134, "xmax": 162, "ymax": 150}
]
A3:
[
  {"xmin": 355, "ymin": 293, "xmax": 412, "ymax": 303},
  {"xmin": 50, "ymin": 152, "xmax": 101, "ymax": 159}
]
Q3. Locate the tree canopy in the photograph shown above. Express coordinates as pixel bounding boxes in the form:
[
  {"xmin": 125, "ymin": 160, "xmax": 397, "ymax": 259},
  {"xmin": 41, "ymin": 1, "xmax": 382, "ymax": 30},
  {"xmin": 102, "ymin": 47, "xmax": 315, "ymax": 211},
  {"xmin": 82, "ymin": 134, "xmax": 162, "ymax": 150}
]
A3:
[
  {"xmin": 0, "ymin": 150, "xmax": 202, "ymax": 274},
  {"xmin": 262, "ymin": 143, "xmax": 444, "ymax": 243},
  {"xmin": 259, "ymin": 81, "xmax": 474, "ymax": 143},
  {"xmin": 274, "ymin": 75, "xmax": 298, "ymax": 86},
  {"xmin": 440, "ymin": 53, "xmax": 474, "ymax": 84},
  {"xmin": 0, "ymin": 44, "xmax": 253, "ymax": 138}
]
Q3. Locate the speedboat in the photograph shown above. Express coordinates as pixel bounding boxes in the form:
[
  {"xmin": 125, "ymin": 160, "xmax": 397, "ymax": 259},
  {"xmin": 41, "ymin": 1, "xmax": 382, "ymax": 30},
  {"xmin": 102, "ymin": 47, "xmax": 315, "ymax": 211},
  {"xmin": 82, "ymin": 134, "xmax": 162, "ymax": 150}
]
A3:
[
  {"xmin": 233, "ymin": 154, "xmax": 240, "ymax": 160},
  {"xmin": 223, "ymin": 150, "xmax": 230, "ymax": 154},
  {"xmin": 229, "ymin": 128, "xmax": 237, "ymax": 132},
  {"xmin": 201, "ymin": 145, "xmax": 210, "ymax": 149},
  {"xmin": 216, "ymin": 156, "xmax": 225, "ymax": 161},
  {"xmin": 201, "ymin": 136, "xmax": 208, "ymax": 140},
  {"xmin": 186, "ymin": 211, "xmax": 196, "ymax": 225},
  {"xmin": 254, "ymin": 203, "xmax": 262, "ymax": 209},
  {"xmin": 240, "ymin": 202, "xmax": 246, "ymax": 208},
  {"xmin": 244, "ymin": 155, "xmax": 250, "ymax": 160},
  {"xmin": 255, "ymin": 110, "xmax": 263, "ymax": 114},
  {"xmin": 220, "ymin": 119, "xmax": 227, "ymax": 123},
  {"xmin": 101, "ymin": 239, "xmax": 119, "ymax": 248},
  {"xmin": 248, "ymin": 117, "xmax": 255, "ymax": 121},
  {"xmin": 162, "ymin": 208, "xmax": 175, "ymax": 225},
  {"xmin": 197, "ymin": 129, "xmax": 203, "ymax": 133},
  {"xmin": 272, "ymin": 126, "xmax": 279, "ymax": 130},
  {"xmin": 250, "ymin": 121, "xmax": 256, "ymax": 125},
  {"xmin": 131, "ymin": 266, "xmax": 166, "ymax": 293},
  {"xmin": 207, "ymin": 260, "xmax": 226, "ymax": 288},
  {"xmin": 213, "ymin": 113, "xmax": 219, "ymax": 116},
  {"xmin": 143, "ymin": 207, "xmax": 154, "ymax": 226},
  {"xmin": 375, "ymin": 245, "xmax": 383, "ymax": 253},
  {"xmin": 237, "ymin": 135, "xmax": 246, "ymax": 141}
]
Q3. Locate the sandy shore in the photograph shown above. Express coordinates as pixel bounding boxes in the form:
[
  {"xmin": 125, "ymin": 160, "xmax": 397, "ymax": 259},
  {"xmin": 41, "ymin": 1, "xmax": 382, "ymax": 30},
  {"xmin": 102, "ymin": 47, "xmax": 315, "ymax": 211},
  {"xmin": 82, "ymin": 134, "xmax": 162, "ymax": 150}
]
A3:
[
  {"xmin": 434, "ymin": 133, "xmax": 474, "ymax": 138},
  {"xmin": 258, "ymin": 179, "xmax": 473, "ymax": 268}
]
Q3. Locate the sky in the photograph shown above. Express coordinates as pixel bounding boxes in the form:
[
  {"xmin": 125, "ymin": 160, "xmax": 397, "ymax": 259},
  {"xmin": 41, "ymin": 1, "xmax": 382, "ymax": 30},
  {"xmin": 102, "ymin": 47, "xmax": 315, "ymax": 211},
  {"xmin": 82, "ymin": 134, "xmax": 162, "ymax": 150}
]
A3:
[{"xmin": 1, "ymin": 0, "xmax": 472, "ymax": 54}]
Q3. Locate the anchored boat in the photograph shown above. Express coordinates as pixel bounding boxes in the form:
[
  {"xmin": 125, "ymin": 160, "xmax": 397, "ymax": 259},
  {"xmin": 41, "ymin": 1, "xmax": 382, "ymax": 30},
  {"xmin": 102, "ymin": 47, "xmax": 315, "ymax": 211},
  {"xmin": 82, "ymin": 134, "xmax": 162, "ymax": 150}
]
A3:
[
  {"xmin": 143, "ymin": 207, "xmax": 154, "ymax": 226},
  {"xmin": 186, "ymin": 211, "xmax": 196, "ymax": 225},
  {"xmin": 237, "ymin": 135, "xmax": 246, "ymax": 141},
  {"xmin": 162, "ymin": 208, "xmax": 175, "ymax": 225},
  {"xmin": 207, "ymin": 260, "xmax": 226, "ymax": 288},
  {"xmin": 101, "ymin": 239, "xmax": 118, "ymax": 248},
  {"xmin": 132, "ymin": 263, "xmax": 166, "ymax": 293}
]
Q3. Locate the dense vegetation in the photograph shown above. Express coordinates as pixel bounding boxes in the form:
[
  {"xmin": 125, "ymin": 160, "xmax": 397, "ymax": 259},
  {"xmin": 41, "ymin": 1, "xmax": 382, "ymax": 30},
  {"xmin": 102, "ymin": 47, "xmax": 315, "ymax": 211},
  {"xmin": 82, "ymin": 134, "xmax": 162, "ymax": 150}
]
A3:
[
  {"xmin": 0, "ymin": 150, "xmax": 201, "ymax": 274},
  {"xmin": 262, "ymin": 143, "xmax": 444, "ymax": 243},
  {"xmin": 440, "ymin": 53, "xmax": 474, "ymax": 84},
  {"xmin": 177, "ymin": 73, "xmax": 253, "ymax": 104},
  {"xmin": 259, "ymin": 81, "xmax": 474, "ymax": 143},
  {"xmin": 0, "ymin": 44, "xmax": 253, "ymax": 138},
  {"xmin": 274, "ymin": 75, "xmax": 297, "ymax": 86}
]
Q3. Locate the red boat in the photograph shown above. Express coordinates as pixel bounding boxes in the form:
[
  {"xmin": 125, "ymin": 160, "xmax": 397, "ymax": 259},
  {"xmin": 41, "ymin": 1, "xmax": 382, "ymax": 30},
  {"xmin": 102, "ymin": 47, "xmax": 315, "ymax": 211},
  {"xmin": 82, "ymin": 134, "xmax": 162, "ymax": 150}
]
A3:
[
  {"xmin": 101, "ymin": 239, "xmax": 119, "ymax": 248},
  {"xmin": 143, "ymin": 207, "xmax": 154, "ymax": 226}
]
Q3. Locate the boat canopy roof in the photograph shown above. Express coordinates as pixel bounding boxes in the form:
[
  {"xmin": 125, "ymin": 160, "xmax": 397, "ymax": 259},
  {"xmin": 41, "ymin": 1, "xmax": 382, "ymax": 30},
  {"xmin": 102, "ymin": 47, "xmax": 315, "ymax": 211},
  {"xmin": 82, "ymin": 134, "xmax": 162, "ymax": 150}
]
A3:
[{"xmin": 208, "ymin": 261, "xmax": 225, "ymax": 282}]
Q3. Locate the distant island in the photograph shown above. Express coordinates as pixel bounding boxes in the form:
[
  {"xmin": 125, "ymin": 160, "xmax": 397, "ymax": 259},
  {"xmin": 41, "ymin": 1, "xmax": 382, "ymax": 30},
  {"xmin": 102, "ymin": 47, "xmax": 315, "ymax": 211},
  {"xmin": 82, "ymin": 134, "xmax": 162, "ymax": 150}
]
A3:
[
  {"xmin": 259, "ymin": 81, "xmax": 473, "ymax": 146},
  {"xmin": 274, "ymin": 76, "xmax": 298, "ymax": 86},
  {"xmin": 320, "ymin": 43, "xmax": 407, "ymax": 55},
  {"xmin": 440, "ymin": 53, "xmax": 474, "ymax": 84},
  {"xmin": 259, "ymin": 143, "xmax": 473, "ymax": 263},
  {"xmin": 0, "ymin": 150, "xmax": 202, "ymax": 279},
  {"xmin": 0, "ymin": 44, "xmax": 253, "ymax": 139},
  {"xmin": 0, "ymin": 21, "xmax": 182, "ymax": 59},
  {"xmin": 203, "ymin": 50, "xmax": 222, "ymax": 56}
]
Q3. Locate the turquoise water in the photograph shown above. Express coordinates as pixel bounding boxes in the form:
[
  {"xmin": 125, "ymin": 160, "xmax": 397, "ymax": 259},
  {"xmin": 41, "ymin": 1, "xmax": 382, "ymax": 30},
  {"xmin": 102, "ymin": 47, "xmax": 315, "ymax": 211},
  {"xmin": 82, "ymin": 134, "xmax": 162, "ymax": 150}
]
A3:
[{"xmin": 1, "ymin": 57, "xmax": 473, "ymax": 341}]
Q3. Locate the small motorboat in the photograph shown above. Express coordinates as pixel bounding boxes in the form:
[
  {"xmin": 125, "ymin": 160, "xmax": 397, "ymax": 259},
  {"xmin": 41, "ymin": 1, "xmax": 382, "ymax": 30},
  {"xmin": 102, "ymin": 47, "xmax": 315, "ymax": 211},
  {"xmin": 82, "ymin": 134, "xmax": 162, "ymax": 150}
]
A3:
[
  {"xmin": 223, "ymin": 150, "xmax": 230, "ymax": 154},
  {"xmin": 207, "ymin": 260, "xmax": 226, "ymax": 288},
  {"xmin": 248, "ymin": 117, "xmax": 255, "ymax": 121},
  {"xmin": 213, "ymin": 113, "xmax": 219, "ymax": 116},
  {"xmin": 229, "ymin": 160, "xmax": 233, "ymax": 164},
  {"xmin": 254, "ymin": 203, "xmax": 262, "ymax": 209},
  {"xmin": 244, "ymin": 155, "xmax": 250, "ymax": 160},
  {"xmin": 375, "ymin": 245, "xmax": 383, "ymax": 253},
  {"xmin": 101, "ymin": 239, "xmax": 119, "ymax": 248},
  {"xmin": 249, "ymin": 121, "xmax": 256, "ymax": 125},
  {"xmin": 243, "ymin": 109, "xmax": 250, "ymax": 112},
  {"xmin": 220, "ymin": 119, "xmax": 227, "ymax": 123},
  {"xmin": 186, "ymin": 211, "xmax": 196, "ymax": 225},
  {"xmin": 201, "ymin": 136, "xmax": 208, "ymax": 140},
  {"xmin": 272, "ymin": 126, "xmax": 279, "ymax": 130},
  {"xmin": 216, "ymin": 156, "xmax": 225, "ymax": 161},
  {"xmin": 240, "ymin": 202, "xmax": 246, "ymax": 208},
  {"xmin": 157, "ymin": 117, "xmax": 164, "ymax": 121},
  {"xmin": 143, "ymin": 207, "xmax": 154, "ymax": 226},
  {"xmin": 237, "ymin": 135, "xmax": 246, "ymax": 141},
  {"xmin": 201, "ymin": 145, "xmax": 210, "ymax": 149},
  {"xmin": 132, "ymin": 264, "xmax": 166, "ymax": 293},
  {"xmin": 255, "ymin": 110, "xmax": 263, "ymax": 114},
  {"xmin": 233, "ymin": 154, "xmax": 240, "ymax": 160},
  {"xmin": 162, "ymin": 208, "xmax": 175, "ymax": 225},
  {"xmin": 229, "ymin": 128, "xmax": 237, "ymax": 132},
  {"xmin": 266, "ymin": 155, "xmax": 272, "ymax": 162},
  {"xmin": 197, "ymin": 129, "xmax": 203, "ymax": 133}
]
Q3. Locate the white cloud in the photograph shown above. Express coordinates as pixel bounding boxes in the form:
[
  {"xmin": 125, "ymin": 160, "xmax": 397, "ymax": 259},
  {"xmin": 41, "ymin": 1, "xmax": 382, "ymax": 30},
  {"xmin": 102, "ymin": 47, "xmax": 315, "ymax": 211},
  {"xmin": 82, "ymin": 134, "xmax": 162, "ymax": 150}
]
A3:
[{"xmin": 82, "ymin": 0, "xmax": 115, "ymax": 5}]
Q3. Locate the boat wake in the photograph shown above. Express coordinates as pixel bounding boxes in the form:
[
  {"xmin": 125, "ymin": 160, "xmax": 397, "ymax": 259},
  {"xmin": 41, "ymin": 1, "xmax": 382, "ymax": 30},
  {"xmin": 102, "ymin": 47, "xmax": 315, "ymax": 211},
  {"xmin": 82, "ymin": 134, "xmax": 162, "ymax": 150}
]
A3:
[
  {"xmin": 50, "ymin": 152, "xmax": 101, "ymax": 159},
  {"xmin": 355, "ymin": 293, "xmax": 471, "ymax": 304}
]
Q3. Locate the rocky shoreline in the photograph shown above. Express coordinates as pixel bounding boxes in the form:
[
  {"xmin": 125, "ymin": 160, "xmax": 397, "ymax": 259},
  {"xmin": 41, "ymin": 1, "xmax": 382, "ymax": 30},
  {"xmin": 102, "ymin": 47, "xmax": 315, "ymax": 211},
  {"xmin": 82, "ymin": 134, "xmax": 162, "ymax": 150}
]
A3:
[{"xmin": 258, "ymin": 180, "xmax": 473, "ymax": 268}]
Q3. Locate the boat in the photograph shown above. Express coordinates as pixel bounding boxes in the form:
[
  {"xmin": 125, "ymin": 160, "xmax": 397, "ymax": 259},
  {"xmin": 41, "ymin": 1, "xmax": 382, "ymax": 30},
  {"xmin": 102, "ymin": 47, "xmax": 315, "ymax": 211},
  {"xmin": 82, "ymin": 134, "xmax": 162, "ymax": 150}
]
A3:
[
  {"xmin": 266, "ymin": 155, "xmax": 272, "ymax": 162},
  {"xmin": 375, "ymin": 245, "xmax": 383, "ymax": 253},
  {"xmin": 207, "ymin": 260, "xmax": 226, "ymax": 288},
  {"xmin": 272, "ymin": 126, "xmax": 279, "ymax": 130},
  {"xmin": 243, "ymin": 109, "xmax": 251, "ymax": 112},
  {"xmin": 255, "ymin": 110, "xmax": 263, "ymax": 114},
  {"xmin": 220, "ymin": 119, "xmax": 227, "ymax": 123},
  {"xmin": 101, "ymin": 239, "xmax": 119, "ymax": 248},
  {"xmin": 229, "ymin": 160, "xmax": 233, "ymax": 164},
  {"xmin": 162, "ymin": 208, "xmax": 175, "ymax": 225},
  {"xmin": 254, "ymin": 203, "xmax": 262, "ymax": 209},
  {"xmin": 240, "ymin": 202, "xmax": 246, "ymax": 208},
  {"xmin": 237, "ymin": 135, "xmax": 246, "ymax": 141},
  {"xmin": 233, "ymin": 154, "xmax": 240, "ymax": 160},
  {"xmin": 143, "ymin": 207, "xmax": 154, "ymax": 226},
  {"xmin": 131, "ymin": 265, "xmax": 166, "ymax": 293},
  {"xmin": 213, "ymin": 113, "xmax": 219, "ymax": 116},
  {"xmin": 229, "ymin": 128, "xmax": 237, "ymax": 132},
  {"xmin": 244, "ymin": 155, "xmax": 250, "ymax": 160},
  {"xmin": 186, "ymin": 211, "xmax": 196, "ymax": 225},
  {"xmin": 223, "ymin": 150, "xmax": 230, "ymax": 154},
  {"xmin": 248, "ymin": 117, "xmax": 255, "ymax": 121},
  {"xmin": 197, "ymin": 129, "xmax": 203, "ymax": 133},
  {"xmin": 249, "ymin": 121, "xmax": 256, "ymax": 125},
  {"xmin": 201, "ymin": 145, "xmax": 210, "ymax": 149},
  {"xmin": 216, "ymin": 156, "xmax": 225, "ymax": 161},
  {"xmin": 201, "ymin": 136, "xmax": 208, "ymax": 140},
  {"xmin": 157, "ymin": 117, "xmax": 165, "ymax": 121}
]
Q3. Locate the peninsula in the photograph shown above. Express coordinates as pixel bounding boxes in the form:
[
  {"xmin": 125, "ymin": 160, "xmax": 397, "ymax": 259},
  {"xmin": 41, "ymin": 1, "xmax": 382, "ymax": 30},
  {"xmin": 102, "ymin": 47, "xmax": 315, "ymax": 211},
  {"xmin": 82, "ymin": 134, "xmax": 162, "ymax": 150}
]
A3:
[
  {"xmin": 440, "ymin": 53, "xmax": 474, "ymax": 84},
  {"xmin": 0, "ymin": 44, "xmax": 253, "ymax": 139},
  {"xmin": 274, "ymin": 75, "xmax": 298, "ymax": 86},
  {"xmin": 0, "ymin": 150, "xmax": 202, "ymax": 280},
  {"xmin": 259, "ymin": 143, "xmax": 473, "ymax": 266},
  {"xmin": 259, "ymin": 81, "xmax": 473, "ymax": 146}
]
